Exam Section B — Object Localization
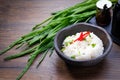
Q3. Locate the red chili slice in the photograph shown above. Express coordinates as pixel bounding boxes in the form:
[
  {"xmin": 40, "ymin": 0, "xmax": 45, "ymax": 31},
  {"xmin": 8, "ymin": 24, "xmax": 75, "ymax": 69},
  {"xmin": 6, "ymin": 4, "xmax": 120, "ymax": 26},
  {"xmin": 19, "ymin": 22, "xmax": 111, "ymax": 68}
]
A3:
[{"xmin": 74, "ymin": 31, "xmax": 90, "ymax": 42}]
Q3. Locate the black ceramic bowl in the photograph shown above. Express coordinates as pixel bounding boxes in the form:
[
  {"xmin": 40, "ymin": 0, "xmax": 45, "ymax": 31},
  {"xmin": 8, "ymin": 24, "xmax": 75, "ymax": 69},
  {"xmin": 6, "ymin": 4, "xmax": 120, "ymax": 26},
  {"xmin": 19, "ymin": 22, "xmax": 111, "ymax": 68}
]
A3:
[{"xmin": 54, "ymin": 23, "xmax": 112, "ymax": 66}]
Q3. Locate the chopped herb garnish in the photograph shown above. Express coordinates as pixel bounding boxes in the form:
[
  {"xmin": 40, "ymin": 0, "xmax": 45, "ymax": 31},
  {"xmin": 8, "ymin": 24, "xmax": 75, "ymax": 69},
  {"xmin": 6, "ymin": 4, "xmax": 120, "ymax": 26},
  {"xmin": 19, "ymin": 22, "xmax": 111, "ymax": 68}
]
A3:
[
  {"xmin": 91, "ymin": 43, "xmax": 96, "ymax": 48},
  {"xmin": 65, "ymin": 42, "xmax": 70, "ymax": 46},
  {"xmin": 84, "ymin": 38, "xmax": 86, "ymax": 41},
  {"xmin": 78, "ymin": 51, "xmax": 81, "ymax": 55},
  {"xmin": 71, "ymin": 55, "xmax": 76, "ymax": 59},
  {"xmin": 61, "ymin": 47, "xmax": 65, "ymax": 52},
  {"xmin": 89, "ymin": 34, "xmax": 91, "ymax": 37}
]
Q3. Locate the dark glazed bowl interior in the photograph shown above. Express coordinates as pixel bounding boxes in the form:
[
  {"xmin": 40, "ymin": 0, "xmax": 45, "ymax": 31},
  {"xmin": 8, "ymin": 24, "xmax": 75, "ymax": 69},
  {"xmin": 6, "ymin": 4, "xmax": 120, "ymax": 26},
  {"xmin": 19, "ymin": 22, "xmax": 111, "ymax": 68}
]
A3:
[{"xmin": 54, "ymin": 23, "xmax": 112, "ymax": 66}]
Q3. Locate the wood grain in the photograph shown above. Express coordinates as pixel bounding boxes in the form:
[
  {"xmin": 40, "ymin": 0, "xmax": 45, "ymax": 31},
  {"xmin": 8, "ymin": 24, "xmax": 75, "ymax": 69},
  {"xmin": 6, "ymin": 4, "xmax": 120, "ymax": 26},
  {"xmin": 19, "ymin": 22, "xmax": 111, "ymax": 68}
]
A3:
[{"xmin": 0, "ymin": 0, "xmax": 120, "ymax": 80}]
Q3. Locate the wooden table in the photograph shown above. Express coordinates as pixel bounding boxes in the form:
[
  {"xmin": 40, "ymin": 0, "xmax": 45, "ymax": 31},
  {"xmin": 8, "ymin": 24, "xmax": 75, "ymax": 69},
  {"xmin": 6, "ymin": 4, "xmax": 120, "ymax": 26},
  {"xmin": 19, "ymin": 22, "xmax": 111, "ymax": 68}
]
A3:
[{"xmin": 0, "ymin": 0, "xmax": 120, "ymax": 80}]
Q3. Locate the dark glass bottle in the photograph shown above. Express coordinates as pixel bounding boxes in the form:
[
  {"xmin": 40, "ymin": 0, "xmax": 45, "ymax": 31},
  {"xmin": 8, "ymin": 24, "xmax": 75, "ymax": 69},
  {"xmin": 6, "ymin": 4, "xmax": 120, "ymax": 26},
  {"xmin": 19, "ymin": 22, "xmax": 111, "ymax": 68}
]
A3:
[
  {"xmin": 111, "ymin": 0, "xmax": 120, "ymax": 39},
  {"xmin": 96, "ymin": 4, "xmax": 111, "ymax": 27},
  {"xmin": 95, "ymin": 0, "xmax": 112, "ymax": 27}
]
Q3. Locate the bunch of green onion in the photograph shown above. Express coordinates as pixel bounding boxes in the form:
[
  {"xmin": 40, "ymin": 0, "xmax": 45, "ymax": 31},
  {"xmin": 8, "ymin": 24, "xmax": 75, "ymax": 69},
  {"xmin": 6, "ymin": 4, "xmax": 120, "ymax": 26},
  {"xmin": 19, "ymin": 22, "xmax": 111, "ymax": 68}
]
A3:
[{"xmin": 0, "ymin": 0, "xmax": 117, "ymax": 80}]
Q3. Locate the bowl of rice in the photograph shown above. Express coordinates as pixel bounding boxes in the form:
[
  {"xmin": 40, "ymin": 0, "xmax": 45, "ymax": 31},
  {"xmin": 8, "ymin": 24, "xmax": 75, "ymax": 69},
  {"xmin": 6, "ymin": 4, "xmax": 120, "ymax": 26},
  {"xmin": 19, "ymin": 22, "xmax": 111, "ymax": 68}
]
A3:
[{"xmin": 54, "ymin": 23, "xmax": 112, "ymax": 66}]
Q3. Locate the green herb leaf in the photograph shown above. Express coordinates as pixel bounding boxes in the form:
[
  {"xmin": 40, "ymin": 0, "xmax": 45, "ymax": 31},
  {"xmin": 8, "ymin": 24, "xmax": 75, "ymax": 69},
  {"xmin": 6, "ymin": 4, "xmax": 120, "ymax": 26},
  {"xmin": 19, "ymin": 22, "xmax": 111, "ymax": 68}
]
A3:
[
  {"xmin": 71, "ymin": 55, "xmax": 76, "ymax": 59},
  {"xmin": 78, "ymin": 51, "xmax": 81, "ymax": 55},
  {"xmin": 91, "ymin": 43, "xmax": 96, "ymax": 48},
  {"xmin": 89, "ymin": 34, "xmax": 91, "ymax": 37},
  {"xmin": 61, "ymin": 47, "xmax": 65, "ymax": 52}
]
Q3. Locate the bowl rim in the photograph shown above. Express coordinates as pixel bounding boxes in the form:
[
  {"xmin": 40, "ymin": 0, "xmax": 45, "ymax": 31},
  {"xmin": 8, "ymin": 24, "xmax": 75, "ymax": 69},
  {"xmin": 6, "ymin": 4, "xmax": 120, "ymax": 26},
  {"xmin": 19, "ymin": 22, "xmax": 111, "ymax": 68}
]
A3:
[{"xmin": 54, "ymin": 22, "xmax": 112, "ymax": 62}]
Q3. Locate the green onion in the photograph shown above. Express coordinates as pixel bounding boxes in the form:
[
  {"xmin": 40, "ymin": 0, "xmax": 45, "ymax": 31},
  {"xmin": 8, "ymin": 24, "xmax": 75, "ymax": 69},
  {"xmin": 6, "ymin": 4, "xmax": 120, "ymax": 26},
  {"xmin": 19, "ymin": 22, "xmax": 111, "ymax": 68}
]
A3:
[
  {"xmin": 91, "ymin": 43, "xmax": 96, "ymax": 48},
  {"xmin": 71, "ymin": 55, "xmax": 76, "ymax": 59}
]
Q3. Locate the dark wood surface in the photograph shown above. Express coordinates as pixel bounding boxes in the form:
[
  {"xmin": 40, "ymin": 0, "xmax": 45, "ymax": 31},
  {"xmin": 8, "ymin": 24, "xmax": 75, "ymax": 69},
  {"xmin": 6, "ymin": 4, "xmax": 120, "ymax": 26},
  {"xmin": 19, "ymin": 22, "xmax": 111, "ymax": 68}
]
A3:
[{"xmin": 0, "ymin": 0, "xmax": 120, "ymax": 80}]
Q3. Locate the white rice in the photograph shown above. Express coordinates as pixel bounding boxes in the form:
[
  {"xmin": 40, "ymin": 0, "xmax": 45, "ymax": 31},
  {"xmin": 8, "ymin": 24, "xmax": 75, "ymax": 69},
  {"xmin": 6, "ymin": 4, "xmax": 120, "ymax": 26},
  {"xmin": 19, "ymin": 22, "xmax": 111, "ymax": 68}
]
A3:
[{"xmin": 62, "ymin": 31, "xmax": 104, "ymax": 60}]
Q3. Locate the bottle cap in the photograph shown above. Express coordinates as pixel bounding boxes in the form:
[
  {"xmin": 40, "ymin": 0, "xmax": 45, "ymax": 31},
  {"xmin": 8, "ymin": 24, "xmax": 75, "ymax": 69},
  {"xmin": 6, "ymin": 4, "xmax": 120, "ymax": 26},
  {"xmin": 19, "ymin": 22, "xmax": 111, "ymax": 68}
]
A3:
[{"xmin": 96, "ymin": 0, "xmax": 112, "ymax": 9}]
